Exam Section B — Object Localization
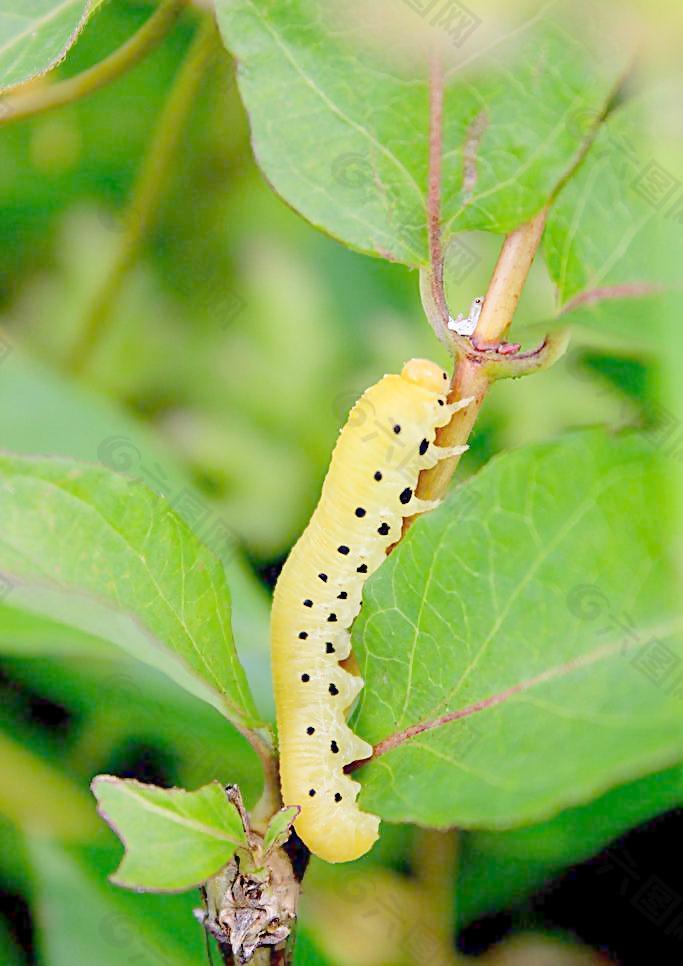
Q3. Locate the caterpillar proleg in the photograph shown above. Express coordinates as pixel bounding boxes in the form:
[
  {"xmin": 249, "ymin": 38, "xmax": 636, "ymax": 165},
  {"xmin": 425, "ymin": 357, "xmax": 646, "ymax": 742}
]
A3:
[{"xmin": 270, "ymin": 359, "xmax": 472, "ymax": 862}]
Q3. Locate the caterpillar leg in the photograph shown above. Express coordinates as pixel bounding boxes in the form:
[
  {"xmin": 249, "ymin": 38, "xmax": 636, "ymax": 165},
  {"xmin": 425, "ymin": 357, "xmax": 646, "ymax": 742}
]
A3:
[
  {"xmin": 446, "ymin": 395, "xmax": 475, "ymax": 416},
  {"xmin": 435, "ymin": 443, "xmax": 469, "ymax": 460},
  {"xmin": 410, "ymin": 496, "xmax": 441, "ymax": 514},
  {"xmin": 421, "ymin": 443, "xmax": 469, "ymax": 470}
]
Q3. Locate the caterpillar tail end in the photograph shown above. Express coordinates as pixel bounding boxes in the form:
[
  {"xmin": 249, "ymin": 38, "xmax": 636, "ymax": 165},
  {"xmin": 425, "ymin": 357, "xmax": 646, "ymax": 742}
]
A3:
[{"xmin": 295, "ymin": 804, "xmax": 380, "ymax": 864}]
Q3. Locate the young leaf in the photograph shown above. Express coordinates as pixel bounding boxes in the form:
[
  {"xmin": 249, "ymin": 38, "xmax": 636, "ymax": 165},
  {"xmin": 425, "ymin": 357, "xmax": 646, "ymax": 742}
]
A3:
[
  {"xmin": 0, "ymin": 454, "xmax": 263, "ymax": 730},
  {"xmin": 216, "ymin": 0, "xmax": 626, "ymax": 265},
  {"xmin": 0, "ymin": 0, "xmax": 94, "ymax": 93},
  {"xmin": 92, "ymin": 777, "xmax": 248, "ymax": 892},
  {"xmin": 352, "ymin": 430, "xmax": 683, "ymax": 829},
  {"xmin": 263, "ymin": 805, "xmax": 300, "ymax": 856}
]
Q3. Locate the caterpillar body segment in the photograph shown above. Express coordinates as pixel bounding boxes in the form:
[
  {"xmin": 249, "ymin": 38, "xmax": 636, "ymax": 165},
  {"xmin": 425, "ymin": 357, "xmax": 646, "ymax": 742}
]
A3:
[{"xmin": 270, "ymin": 359, "xmax": 472, "ymax": 862}]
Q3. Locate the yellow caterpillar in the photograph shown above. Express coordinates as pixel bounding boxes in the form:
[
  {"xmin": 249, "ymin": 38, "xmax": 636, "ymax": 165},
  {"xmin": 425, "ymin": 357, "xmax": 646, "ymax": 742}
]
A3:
[{"xmin": 270, "ymin": 359, "xmax": 472, "ymax": 862}]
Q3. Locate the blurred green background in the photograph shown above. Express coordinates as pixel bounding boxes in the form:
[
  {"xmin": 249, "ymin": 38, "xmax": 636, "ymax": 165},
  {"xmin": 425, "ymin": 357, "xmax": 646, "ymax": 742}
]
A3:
[{"xmin": 0, "ymin": 1, "xmax": 682, "ymax": 964}]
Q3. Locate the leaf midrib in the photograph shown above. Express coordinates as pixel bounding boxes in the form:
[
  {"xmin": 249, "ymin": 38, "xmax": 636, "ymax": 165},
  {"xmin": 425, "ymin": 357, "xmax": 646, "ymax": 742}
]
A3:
[{"xmin": 116, "ymin": 787, "xmax": 243, "ymax": 843}]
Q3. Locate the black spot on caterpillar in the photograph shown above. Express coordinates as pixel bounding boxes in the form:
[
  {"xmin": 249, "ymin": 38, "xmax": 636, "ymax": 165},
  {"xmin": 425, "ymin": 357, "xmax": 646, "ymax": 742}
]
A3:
[{"xmin": 270, "ymin": 358, "xmax": 472, "ymax": 863}]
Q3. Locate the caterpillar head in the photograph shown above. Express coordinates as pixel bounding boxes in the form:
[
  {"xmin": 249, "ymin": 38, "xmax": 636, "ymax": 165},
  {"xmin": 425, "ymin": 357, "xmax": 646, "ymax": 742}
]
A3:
[{"xmin": 400, "ymin": 358, "xmax": 450, "ymax": 395}]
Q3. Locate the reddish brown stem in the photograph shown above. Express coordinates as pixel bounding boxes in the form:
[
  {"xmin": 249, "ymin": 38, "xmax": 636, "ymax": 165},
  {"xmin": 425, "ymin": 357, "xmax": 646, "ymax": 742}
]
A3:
[{"xmin": 474, "ymin": 207, "xmax": 548, "ymax": 344}]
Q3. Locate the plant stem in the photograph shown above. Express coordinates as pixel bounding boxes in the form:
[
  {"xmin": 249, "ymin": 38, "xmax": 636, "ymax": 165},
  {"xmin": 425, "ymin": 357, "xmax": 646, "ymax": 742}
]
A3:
[
  {"xmin": 0, "ymin": 1, "xmax": 186, "ymax": 127},
  {"xmin": 248, "ymin": 732, "xmax": 282, "ymax": 833},
  {"xmin": 414, "ymin": 210, "xmax": 548, "ymax": 508},
  {"xmin": 66, "ymin": 13, "xmax": 218, "ymax": 374},
  {"xmin": 417, "ymin": 48, "xmax": 549, "ymax": 507},
  {"xmin": 473, "ymin": 207, "xmax": 548, "ymax": 344}
]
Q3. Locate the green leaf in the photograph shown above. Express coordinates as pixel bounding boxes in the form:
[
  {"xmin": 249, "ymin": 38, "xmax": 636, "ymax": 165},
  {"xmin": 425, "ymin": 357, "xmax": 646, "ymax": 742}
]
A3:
[
  {"xmin": 353, "ymin": 430, "xmax": 683, "ymax": 829},
  {"xmin": 92, "ymin": 777, "xmax": 248, "ymax": 892},
  {"xmin": 263, "ymin": 805, "xmax": 300, "ymax": 855},
  {"xmin": 530, "ymin": 292, "xmax": 675, "ymax": 354},
  {"xmin": 28, "ymin": 839, "xmax": 205, "ymax": 965},
  {"xmin": 216, "ymin": 0, "xmax": 625, "ymax": 265},
  {"xmin": 543, "ymin": 103, "xmax": 679, "ymax": 307},
  {"xmin": 0, "ymin": 0, "xmax": 94, "ymax": 92},
  {"xmin": 0, "ymin": 349, "xmax": 272, "ymax": 716},
  {"xmin": 0, "ymin": 452, "xmax": 262, "ymax": 729}
]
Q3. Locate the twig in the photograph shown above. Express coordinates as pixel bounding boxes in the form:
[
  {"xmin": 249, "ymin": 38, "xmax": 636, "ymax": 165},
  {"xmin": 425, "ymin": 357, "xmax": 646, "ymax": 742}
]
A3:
[
  {"xmin": 408, "ymin": 45, "xmax": 550, "ymax": 515},
  {"xmin": 247, "ymin": 730, "xmax": 283, "ymax": 833},
  {"xmin": 472, "ymin": 207, "xmax": 548, "ymax": 344},
  {"xmin": 66, "ymin": 14, "xmax": 218, "ymax": 374},
  {"xmin": 0, "ymin": 1, "xmax": 186, "ymax": 127},
  {"xmin": 409, "ymin": 211, "xmax": 550, "ymax": 526}
]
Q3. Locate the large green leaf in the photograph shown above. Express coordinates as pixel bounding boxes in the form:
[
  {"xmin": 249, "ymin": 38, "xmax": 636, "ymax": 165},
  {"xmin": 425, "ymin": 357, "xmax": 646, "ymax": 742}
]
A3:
[
  {"xmin": 353, "ymin": 430, "xmax": 683, "ymax": 828},
  {"xmin": 543, "ymin": 102, "xmax": 681, "ymax": 308},
  {"xmin": 28, "ymin": 839, "xmax": 204, "ymax": 966},
  {"xmin": 92, "ymin": 777, "xmax": 247, "ymax": 891},
  {"xmin": 0, "ymin": 453, "xmax": 262, "ymax": 730},
  {"xmin": 0, "ymin": 0, "xmax": 94, "ymax": 92},
  {"xmin": 216, "ymin": 0, "xmax": 625, "ymax": 265},
  {"xmin": 0, "ymin": 349, "xmax": 272, "ymax": 716}
]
